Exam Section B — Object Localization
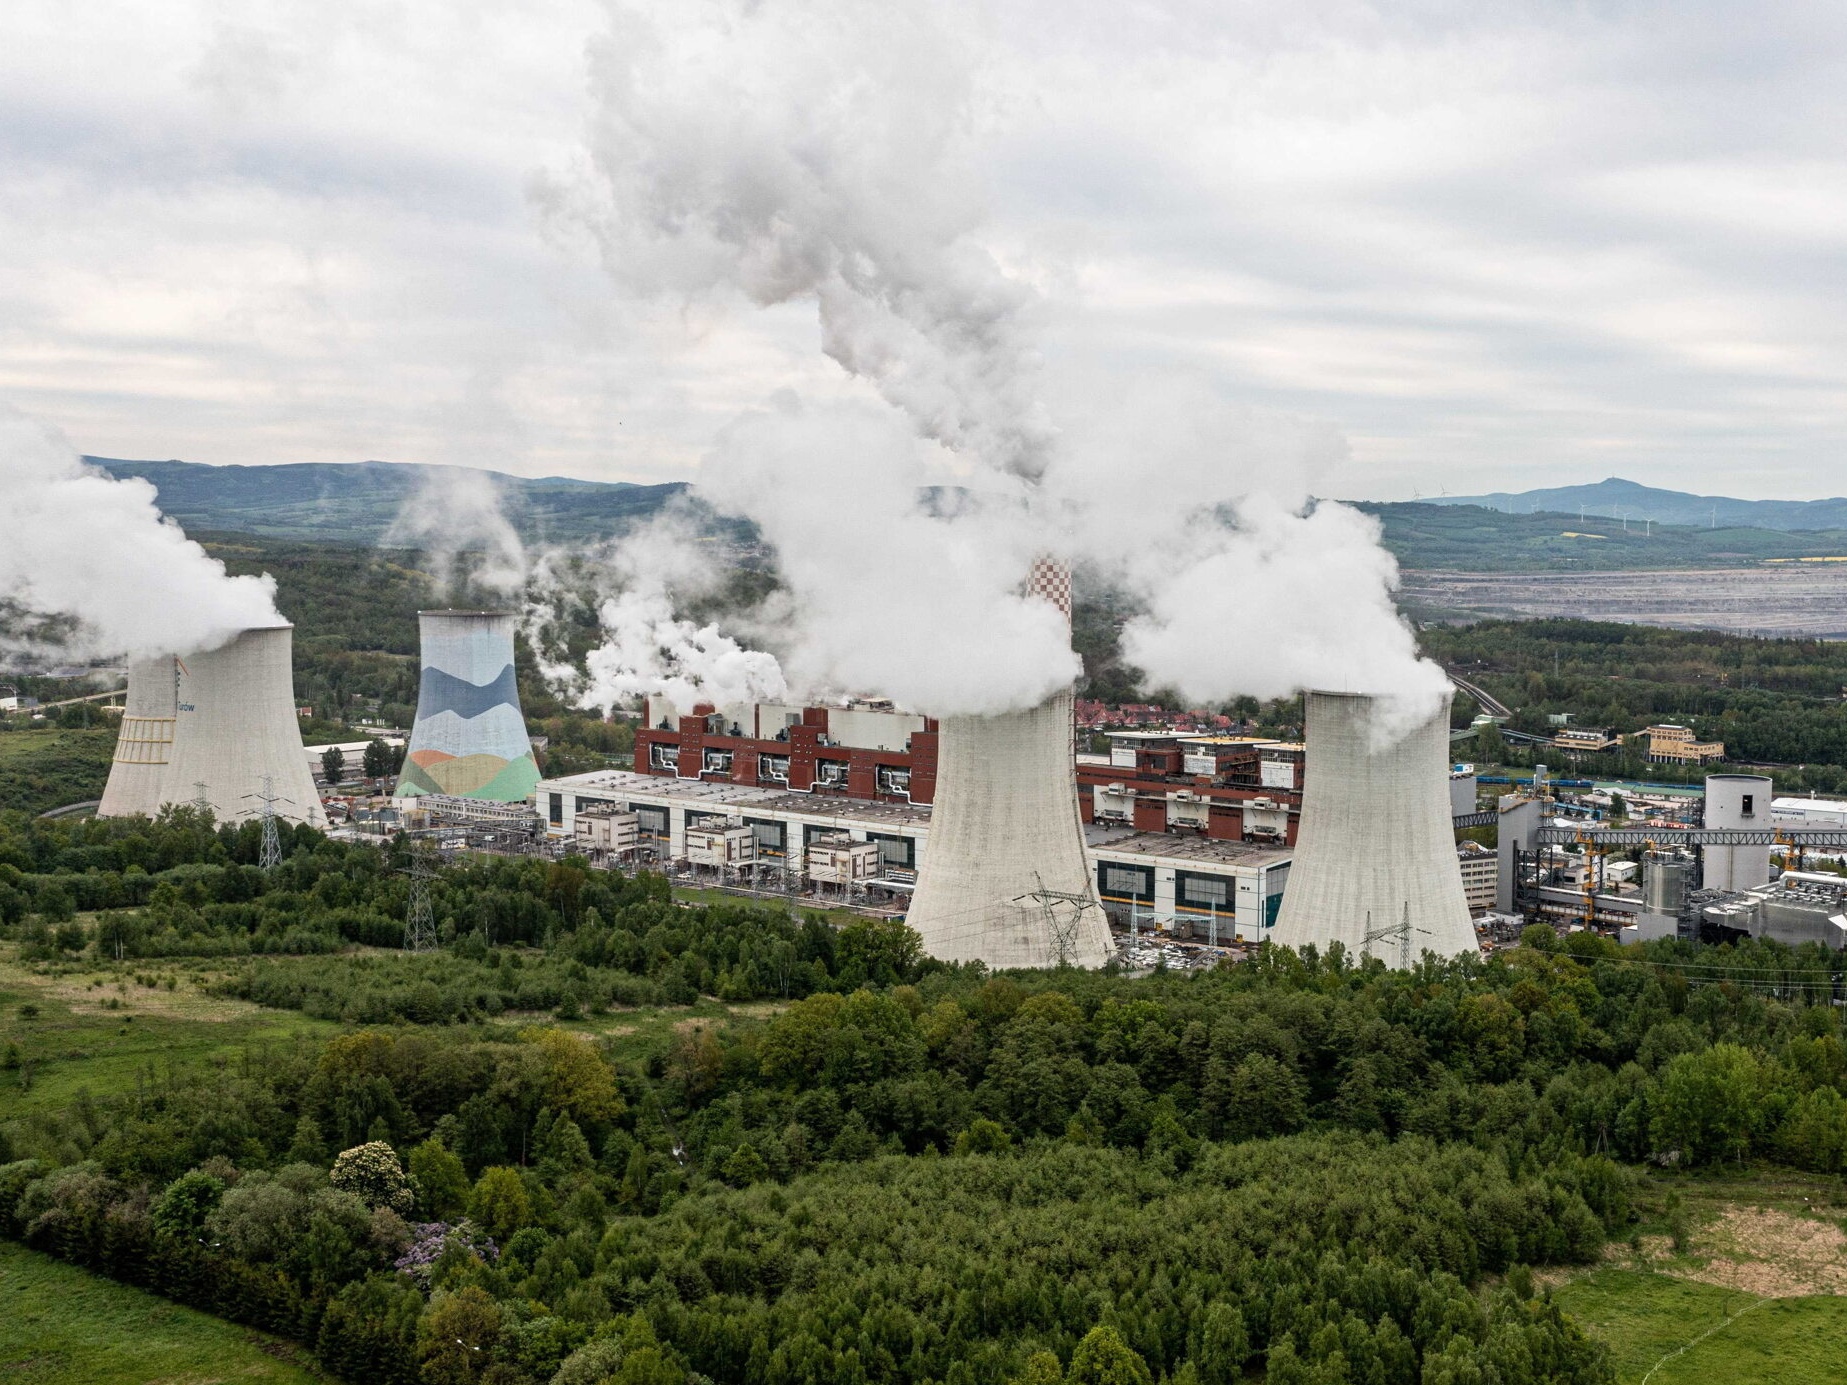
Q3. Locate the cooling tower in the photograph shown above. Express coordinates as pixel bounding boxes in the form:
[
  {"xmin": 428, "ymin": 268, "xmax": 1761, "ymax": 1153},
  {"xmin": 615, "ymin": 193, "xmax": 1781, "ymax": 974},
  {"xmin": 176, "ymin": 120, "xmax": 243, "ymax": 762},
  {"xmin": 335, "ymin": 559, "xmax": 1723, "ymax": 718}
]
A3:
[
  {"xmin": 97, "ymin": 656, "xmax": 178, "ymax": 818},
  {"xmin": 161, "ymin": 625, "xmax": 327, "ymax": 827},
  {"xmin": 396, "ymin": 610, "xmax": 541, "ymax": 803},
  {"xmin": 1270, "ymin": 691, "xmax": 1477, "ymax": 964},
  {"xmin": 907, "ymin": 559, "xmax": 1113, "ymax": 969}
]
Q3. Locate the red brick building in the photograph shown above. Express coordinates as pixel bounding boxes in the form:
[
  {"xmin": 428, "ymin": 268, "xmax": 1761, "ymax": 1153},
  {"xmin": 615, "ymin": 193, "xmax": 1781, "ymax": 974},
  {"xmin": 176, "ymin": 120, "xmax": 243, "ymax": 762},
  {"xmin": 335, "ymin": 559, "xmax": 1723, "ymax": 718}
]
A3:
[
  {"xmin": 634, "ymin": 697, "xmax": 938, "ymax": 804},
  {"xmin": 1075, "ymin": 732, "xmax": 1303, "ymax": 847},
  {"xmin": 633, "ymin": 698, "xmax": 1303, "ymax": 846}
]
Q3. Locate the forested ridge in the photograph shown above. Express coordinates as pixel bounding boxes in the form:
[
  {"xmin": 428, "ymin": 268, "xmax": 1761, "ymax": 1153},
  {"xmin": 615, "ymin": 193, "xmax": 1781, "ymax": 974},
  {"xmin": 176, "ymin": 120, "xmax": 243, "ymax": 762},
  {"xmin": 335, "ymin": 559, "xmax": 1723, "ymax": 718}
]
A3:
[{"xmin": 5, "ymin": 810, "xmax": 1847, "ymax": 1383}]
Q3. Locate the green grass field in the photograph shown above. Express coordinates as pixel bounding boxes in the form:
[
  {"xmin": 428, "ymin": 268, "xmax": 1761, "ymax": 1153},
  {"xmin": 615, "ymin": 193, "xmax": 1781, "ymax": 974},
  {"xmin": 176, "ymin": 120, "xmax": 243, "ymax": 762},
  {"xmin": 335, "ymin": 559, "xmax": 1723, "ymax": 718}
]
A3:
[
  {"xmin": 1553, "ymin": 1268, "xmax": 1847, "ymax": 1385},
  {"xmin": 0, "ymin": 955, "xmax": 334, "ymax": 1121},
  {"xmin": 0, "ymin": 1240, "xmax": 323, "ymax": 1384}
]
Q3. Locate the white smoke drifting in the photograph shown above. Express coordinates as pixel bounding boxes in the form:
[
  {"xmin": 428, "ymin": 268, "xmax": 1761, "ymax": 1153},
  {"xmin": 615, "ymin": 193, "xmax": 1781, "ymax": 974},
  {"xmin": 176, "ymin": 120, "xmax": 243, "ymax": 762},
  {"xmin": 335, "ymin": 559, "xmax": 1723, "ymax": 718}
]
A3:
[
  {"xmin": 0, "ymin": 405, "xmax": 281, "ymax": 663},
  {"xmin": 382, "ymin": 466, "xmax": 528, "ymax": 597},
  {"xmin": 538, "ymin": 510, "xmax": 787, "ymax": 716},
  {"xmin": 548, "ymin": 0, "xmax": 1448, "ymax": 731}
]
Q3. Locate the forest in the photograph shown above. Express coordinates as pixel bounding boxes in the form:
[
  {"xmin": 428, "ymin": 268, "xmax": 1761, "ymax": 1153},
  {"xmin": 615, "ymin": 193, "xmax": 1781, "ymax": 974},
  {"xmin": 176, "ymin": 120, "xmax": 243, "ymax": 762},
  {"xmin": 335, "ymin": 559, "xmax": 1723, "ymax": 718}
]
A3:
[
  {"xmin": 5, "ymin": 807, "xmax": 1847, "ymax": 1384},
  {"xmin": 1423, "ymin": 619, "xmax": 1847, "ymax": 792}
]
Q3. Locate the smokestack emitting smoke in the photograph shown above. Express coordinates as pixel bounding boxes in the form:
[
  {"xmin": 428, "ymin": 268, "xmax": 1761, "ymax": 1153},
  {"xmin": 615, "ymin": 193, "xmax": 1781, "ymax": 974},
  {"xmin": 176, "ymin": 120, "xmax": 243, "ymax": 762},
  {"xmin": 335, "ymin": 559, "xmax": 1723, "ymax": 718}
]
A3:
[
  {"xmin": 538, "ymin": 0, "xmax": 1449, "ymax": 729},
  {"xmin": 0, "ymin": 406, "xmax": 282, "ymax": 663}
]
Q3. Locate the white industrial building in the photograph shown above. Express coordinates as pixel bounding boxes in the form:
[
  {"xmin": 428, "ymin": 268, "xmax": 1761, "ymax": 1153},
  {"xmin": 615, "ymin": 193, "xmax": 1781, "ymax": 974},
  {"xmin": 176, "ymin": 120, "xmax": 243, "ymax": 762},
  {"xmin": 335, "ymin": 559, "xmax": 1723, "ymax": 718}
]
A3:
[
  {"xmin": 1773, "ymin": 796, "xmax": 1847, "ymax": 830},
  {"xmin": 532, "ymin": 767, "xmax": 1291, "ymax": 945},
  {"xmin": 1271, "ymin": 691, "xmax": 1478, "ymax": 963}
]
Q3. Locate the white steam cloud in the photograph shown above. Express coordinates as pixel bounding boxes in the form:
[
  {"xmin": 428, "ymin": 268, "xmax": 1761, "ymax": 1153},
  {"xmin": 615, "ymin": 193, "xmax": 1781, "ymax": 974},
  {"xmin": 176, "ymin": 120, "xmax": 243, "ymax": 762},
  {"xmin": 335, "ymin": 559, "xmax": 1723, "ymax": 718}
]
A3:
[
  {"xmin": 0, "ymin": 404, "xmax": 281, "ymax": 663},
  {"xmin": 532, "ymin": 511, "xmax": 787, "ymax": 716},
  {"xmin": 544, "ymin": 0, "xmax": 1448, "ymax": 732},
  {"xmin": 382, "ymin": 466, "xmax": 528, "ymax": 597}
]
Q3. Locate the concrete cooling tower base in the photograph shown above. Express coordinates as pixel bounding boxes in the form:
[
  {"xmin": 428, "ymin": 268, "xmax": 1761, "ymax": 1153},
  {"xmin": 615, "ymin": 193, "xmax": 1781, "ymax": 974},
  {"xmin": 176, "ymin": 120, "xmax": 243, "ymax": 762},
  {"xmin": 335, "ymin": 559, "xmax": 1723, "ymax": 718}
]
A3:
[
  {"xmin": 1270, "ymin": 690, "xmax": 1476, "ymax": 964},
  {"xmin": 397, "ymin": 611, "xmax": 541, "ymax": 803},
  {"xmin": 162, "ymin": 626, "xmax": 327, "ymax": 828},
  {"xmin": 907, "ymin": 690, "xmax": 1113, "ymax": 969},
  {"xmin": 98, "ymin": 656, "xmax": 178, "ymax": 819}
]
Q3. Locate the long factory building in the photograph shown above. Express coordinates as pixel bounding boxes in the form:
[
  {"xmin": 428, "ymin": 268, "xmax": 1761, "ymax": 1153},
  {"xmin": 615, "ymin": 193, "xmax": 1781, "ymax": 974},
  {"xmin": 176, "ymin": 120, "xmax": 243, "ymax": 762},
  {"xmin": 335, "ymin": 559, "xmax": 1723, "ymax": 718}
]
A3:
[
  {"xmin": 534, "ymin": 767, "xmax": 1292, "ymax": 940},
  {"xmin": 634, "ymin": 695, "xmax": 1308, "ymax": 844}
]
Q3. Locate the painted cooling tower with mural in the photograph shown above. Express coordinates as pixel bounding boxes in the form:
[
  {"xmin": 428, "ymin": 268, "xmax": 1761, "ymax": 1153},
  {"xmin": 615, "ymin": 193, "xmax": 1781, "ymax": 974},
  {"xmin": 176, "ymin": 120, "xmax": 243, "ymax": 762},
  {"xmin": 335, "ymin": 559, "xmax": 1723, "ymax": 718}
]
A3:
[{"xmin": 396, "ymin": 610, "xmax": 541, "ymax": 802}]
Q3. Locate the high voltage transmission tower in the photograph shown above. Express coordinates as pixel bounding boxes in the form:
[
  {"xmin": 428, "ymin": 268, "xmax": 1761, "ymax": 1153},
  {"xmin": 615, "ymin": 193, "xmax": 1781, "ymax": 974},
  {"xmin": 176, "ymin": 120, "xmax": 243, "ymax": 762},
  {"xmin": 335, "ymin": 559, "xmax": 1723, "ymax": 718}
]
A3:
[
  {"xmin": 241, "ymin": 774, "xmax": 291, "ymax": 871},
  {"xmin": 1361, "ymin": 903, "xmax": 1430, "ymax": 972},
  {"xmin": 189, "ymin": 780, "xmax": 212, "ymax": 815},
  {"xmin": 401, "ymin": 845, "xmax": 439, "ymax": 953},
  {"xmin": 1014, "ymin": 872, "xmax": 1101, "ymax": 969}
]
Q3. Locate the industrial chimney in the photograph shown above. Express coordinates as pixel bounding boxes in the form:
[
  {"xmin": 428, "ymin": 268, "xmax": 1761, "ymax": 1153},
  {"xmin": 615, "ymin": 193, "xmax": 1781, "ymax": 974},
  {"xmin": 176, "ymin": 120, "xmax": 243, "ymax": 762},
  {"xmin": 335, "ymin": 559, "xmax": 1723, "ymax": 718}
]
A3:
[
  {"xmin": 161, "ymin": 625, "xmax": 327, "ymax": 827},
  {"xmin": 907, "ymin": 559, "xmax": 1113, "ymax": 969},
  {"xmin": 1270, "ymin": 690, "xmax": 1477, "ymax": 964},
  {"xmin": 97, "ymin": 656, "xmax": 178, "ymax": 819},
  {"xmin": 396, "ymin": 610, "xmax": 541, "ymax": 803}
]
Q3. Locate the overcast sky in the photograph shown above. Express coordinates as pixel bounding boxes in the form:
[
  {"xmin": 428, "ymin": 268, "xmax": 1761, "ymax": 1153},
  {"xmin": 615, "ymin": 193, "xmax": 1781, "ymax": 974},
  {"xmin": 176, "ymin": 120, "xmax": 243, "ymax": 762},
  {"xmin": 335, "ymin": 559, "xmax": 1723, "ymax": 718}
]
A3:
[{"xmin": 3, "ymin": 1, "xmax": 1844, "ymax": 501}]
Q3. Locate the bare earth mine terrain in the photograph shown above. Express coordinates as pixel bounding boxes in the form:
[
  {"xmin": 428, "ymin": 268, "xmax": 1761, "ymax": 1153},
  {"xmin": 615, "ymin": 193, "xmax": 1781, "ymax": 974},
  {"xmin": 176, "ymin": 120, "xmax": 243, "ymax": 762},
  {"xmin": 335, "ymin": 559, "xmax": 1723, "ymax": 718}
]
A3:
[{"xmin": 1402, "ymin": 566, "xmax": 1847, "ymax": 638}]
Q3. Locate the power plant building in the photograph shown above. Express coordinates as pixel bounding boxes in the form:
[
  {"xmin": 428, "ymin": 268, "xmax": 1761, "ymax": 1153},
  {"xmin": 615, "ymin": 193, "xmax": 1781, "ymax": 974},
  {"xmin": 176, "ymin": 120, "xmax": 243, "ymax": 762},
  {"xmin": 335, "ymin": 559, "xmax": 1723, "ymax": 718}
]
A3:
[
  {"xmin": 159, "ymin": 625, "xmax": 327, "ymax": 827},
  {"xmin": 1270, "ymin": 691, "xmax": 1478, "ymax": 963},
  {"xmin": 97, "ymin": 655, "xmax": 178, "ymax": 819},
  {"xmin": 530, "ymin": 767, "xmax": 1290, "ymax": 942},
  {"xmin": 397, "ymin": 611, "xmax": 541, "ymax": 803}
]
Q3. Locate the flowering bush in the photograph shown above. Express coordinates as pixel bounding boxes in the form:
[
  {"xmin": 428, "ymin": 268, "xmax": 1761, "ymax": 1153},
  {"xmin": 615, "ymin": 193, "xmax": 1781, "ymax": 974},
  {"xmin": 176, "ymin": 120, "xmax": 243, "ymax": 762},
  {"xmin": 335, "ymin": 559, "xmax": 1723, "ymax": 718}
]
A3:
[
  {"xmin": 393, "ymin": 1219, "xmax": 498, "ymax": 1285},
  {"xmin": 329, "ymin": 1142, "xmax": 414, "ymax": 1215}
]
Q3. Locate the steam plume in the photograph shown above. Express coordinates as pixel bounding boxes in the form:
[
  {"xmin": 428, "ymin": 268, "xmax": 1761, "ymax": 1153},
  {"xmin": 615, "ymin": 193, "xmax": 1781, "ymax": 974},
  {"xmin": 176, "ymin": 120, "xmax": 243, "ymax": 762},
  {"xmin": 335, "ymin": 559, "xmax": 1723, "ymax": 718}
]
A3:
[
  {"xmin": 382, "ymin": 466, "xmax": 528, "ymax": 597},
  {"xmin": 0, "ymin": 405, "xmax": 281, "ymax": 663},
  {"xmin": 550, "ymin": 0, "xmax": 1448, "ymax": 729}
]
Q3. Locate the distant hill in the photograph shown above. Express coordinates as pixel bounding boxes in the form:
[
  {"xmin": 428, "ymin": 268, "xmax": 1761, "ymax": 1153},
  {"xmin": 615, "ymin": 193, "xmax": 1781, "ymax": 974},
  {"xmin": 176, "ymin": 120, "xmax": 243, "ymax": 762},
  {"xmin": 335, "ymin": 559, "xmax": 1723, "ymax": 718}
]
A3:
[
  {"xmin": 1422, "ymin": 476, "xmax": 1847, "ymax": 531},
  {"xmin": 1353, "ymin": 501, "xmax": 1847, "ymax": 572},
  {"xmin": 90, "ymin": 458, "xmax": 690, "ymax": 545}
]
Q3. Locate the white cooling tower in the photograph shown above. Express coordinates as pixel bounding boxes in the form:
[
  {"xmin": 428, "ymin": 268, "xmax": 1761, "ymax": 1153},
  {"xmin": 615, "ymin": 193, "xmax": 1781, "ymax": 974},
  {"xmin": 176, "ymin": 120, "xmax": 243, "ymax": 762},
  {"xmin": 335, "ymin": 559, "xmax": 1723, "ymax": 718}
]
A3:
[
  {"xmin": 160, "ymin": 625, "xmax": 327, "ymax": 828},
  {"xmin": 1702, "ymin": 774, "xmax": 1773, "ymax": 892},
  {"xmin": 1270, "ymin": 690, "xmax": 1477, "ymax": 964},
  {"xmin": 97, "ymin": 656, "xmax": 178, "ymax": 819},
  {"xmin": 907, "ymin": 559, "xmax": 1112, "ymax": 969}
]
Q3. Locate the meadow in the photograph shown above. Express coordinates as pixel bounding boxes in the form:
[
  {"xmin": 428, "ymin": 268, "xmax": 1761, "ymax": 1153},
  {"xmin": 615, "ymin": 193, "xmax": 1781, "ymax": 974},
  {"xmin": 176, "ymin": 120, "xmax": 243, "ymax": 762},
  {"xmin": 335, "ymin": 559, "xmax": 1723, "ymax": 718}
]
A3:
[{"xmin": 0, "ymin": 1239, "xmax": 323, "ymax": 1384}]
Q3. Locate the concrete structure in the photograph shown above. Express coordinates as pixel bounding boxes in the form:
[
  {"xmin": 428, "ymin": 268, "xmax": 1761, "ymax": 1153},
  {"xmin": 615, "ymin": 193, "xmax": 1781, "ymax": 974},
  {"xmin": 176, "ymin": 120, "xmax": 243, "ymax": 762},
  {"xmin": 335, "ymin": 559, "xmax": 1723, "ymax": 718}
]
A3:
[
  {"xmin": 574, "ymin": 805, "xmax": 640, "ymax": 860},
  {"xmin": 535, "ymin": 766, "xmax": 1290, "ymax": 942},
  {"xmin": 808, "ymin": 835, "xmax": 881, "ymax": 885},
  {"xmin": 159, "ymin": 626, "xmax": 327, "ymax": 827},
  {"xmin": 1449, "ymin": 769, "xmax": 1478, "ymax": 817},
  {"xmin": 906, "ymin": 558, "xmax": 1113, "ymax": 969},
  {"xmin": 1643, "ymin": 724, "xmax": 1726, "ymax": 765},
  {"xmin": 1702, "ymin": 774, "xmax": 1774, "ymax": 891},
  {"xmin": 1457, "ymin": 841, "xmax": 1498, "ymax": 915},
  {"xmin": 398, "ymin": 611, "xmax": 541, "ymax": 803},
  {"xmin": 1271, "ymin": 691, "xmax": 1477, "ymax": 963},
  {"xmin": 1702, "ymin": 872, "xmax": 1847, "ymax": 951},
  {"xmin": 98, "ymin": 656, "xmax": 178, "ymax": 819},
  {"xmin": 1086, "ymin": 823, "xmax": 1291, "ymax": 942}
]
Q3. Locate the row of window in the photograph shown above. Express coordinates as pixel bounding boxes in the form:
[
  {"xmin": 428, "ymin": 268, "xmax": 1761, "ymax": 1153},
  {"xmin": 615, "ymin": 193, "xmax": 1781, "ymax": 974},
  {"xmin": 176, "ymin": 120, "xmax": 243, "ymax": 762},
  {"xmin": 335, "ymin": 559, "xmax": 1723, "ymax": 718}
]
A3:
[
  {"xmin": 647, "ymin": 743, "xmax": 911, "ymax": 794},
  {"xmin": 1098, "ymin": 863, "xmax": 1236, "ymax": 910}
]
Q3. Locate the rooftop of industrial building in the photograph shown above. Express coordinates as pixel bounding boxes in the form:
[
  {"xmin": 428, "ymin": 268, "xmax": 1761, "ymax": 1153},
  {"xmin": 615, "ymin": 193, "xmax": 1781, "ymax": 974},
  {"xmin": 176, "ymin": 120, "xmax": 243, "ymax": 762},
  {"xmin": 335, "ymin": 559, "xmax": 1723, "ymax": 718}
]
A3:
[
  {"xmin": 1774, "ymin": 795, "xmax": 1847, "ymax": 814},
  {"xmin": 538, "ymin": 768, "xmax": 933, "ymax": 828},
  {"xmin": 1082, "ymin": 823, "xmax": 1292, "ymax": 868}
]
